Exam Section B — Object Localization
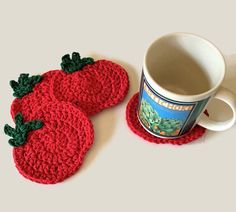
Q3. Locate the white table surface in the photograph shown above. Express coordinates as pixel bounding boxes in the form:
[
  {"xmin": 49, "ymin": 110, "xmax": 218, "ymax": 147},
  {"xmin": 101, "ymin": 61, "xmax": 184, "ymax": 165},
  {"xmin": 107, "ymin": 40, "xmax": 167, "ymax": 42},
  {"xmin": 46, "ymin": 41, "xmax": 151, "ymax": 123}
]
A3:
[{"xmin": 1, "ymin": 1, "xmax": 236, "ymax": 211}]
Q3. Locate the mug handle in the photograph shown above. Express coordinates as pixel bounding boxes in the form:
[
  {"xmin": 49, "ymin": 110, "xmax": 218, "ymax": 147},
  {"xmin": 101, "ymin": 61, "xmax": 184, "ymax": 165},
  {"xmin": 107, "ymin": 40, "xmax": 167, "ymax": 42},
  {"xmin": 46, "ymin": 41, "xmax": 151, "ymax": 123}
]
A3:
[{"xmin": 198, "ymin": 87, "xmax": 236, "ymax": 131}]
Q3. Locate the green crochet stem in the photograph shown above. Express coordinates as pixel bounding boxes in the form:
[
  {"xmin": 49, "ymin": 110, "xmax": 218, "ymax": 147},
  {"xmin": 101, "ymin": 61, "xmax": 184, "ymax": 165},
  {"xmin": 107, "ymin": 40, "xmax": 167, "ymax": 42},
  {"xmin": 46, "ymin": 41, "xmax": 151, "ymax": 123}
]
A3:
[
  {"xmin": 10, "ymin": 73, "xmax": 42, "ymax": 98},
  {"xmin": 61, "ymin": 52, "xmax": 94, "ymax": 73},
  {"xmin": 4, "ymin": 113, "xmax": 43, "ymax": 147}
]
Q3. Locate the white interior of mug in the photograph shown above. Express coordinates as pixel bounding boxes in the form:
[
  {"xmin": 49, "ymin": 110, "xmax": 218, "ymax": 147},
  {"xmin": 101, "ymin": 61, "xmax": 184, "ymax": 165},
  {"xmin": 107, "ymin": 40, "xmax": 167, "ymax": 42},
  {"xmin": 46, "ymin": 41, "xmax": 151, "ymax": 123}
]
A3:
[{"xmin": 144, "ymin": 33, "xmax": 225, "ymax": 101}]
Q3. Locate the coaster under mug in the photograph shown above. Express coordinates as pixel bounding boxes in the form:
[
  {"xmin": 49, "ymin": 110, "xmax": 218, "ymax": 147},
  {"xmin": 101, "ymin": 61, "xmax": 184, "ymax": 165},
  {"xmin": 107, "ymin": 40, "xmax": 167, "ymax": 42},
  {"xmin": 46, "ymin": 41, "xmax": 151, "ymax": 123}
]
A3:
[{"xmin": 127, "ymin": 93, "xmax": 207, "ymax": 145}]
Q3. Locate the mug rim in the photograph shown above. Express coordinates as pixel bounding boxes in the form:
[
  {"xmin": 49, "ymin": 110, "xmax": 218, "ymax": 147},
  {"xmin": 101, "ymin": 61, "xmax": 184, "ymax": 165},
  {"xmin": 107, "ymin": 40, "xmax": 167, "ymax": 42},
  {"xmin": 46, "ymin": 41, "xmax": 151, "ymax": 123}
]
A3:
[{"xmin": 143, "ymin": 32, "xmax": 226, "ymax": 102}]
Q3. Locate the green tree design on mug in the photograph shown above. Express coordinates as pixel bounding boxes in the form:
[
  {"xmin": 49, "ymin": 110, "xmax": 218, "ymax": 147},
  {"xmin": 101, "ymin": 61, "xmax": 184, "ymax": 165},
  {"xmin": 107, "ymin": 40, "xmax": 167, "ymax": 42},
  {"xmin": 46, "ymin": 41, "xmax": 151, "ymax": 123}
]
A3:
[{"xmin": 139, "ymin": 100, "xmax": 182, "ymax": 136}]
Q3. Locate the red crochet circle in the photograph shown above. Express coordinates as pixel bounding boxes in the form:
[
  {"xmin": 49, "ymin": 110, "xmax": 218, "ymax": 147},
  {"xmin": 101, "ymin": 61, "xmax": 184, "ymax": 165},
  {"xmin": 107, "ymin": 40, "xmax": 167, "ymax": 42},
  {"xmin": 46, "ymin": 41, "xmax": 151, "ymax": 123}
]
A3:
[
  {"xmin": 13, "ymin": 102, "xmax": 94, "ymax": 184},
  {"xmin": 126, "ymin": 93, "xmax": 206, "ymax": 145},
  {"xmin": 50, "ymin": 60, "xmax": 129, "ymax": 115}
]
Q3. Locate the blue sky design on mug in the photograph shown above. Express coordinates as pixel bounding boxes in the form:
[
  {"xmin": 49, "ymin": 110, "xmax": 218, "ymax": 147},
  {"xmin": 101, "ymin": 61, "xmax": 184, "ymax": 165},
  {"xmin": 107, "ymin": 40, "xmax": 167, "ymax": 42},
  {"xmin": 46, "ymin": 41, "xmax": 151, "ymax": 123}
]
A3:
[{"xmin": 142, "ymin": 90, "xmax": 192, "ymax": 122}]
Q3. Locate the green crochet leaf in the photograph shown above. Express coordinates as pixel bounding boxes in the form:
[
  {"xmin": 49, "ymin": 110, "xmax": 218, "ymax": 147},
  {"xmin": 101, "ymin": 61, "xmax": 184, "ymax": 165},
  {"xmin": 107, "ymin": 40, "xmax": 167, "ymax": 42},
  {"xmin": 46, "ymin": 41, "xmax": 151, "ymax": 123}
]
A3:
[
  {"xmin": 10, "ymin": 73, "xmax": 42, "ymax": 98},
  {"xmin": 4, "ymin": 113, "xmax": 43, "ymax": 147},
  {"xmin": 61, "ymin": 52, "xmax": 94, "ymax": 73},
  {"xmin": 4, "ymin": 125, "xmax": 15, "ymax": 137}
]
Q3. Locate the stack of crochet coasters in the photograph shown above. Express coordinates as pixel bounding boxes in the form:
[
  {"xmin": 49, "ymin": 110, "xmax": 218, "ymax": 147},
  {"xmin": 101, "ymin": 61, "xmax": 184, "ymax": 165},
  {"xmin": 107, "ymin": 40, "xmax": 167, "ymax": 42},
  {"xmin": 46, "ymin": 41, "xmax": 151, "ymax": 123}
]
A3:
[
  {"xmin": 126, "ymin": 93, "xmax": 207, "ymax": 145},
  {"xmin": 4, "ymin": 52, "xmax": 129, "ymax": 184}
]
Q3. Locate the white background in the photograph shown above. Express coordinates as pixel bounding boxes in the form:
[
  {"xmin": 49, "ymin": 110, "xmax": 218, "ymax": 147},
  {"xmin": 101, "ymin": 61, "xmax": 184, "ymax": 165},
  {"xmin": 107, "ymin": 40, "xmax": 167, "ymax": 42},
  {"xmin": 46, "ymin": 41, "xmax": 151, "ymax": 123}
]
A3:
[{"xmin": 0, "ymin": 1, "xmax": 236, "ymax": 211}]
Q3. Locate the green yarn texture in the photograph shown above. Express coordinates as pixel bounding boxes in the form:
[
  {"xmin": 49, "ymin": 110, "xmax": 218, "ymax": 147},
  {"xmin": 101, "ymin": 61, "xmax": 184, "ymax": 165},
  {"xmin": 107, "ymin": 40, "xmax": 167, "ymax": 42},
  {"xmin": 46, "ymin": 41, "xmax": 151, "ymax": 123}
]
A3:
[
  {"xmin": 4, "ymin": 113, "xmax": 43, "ymax": 147},
  {"xmin": 10, "ymin": 73, "xmax": 42, "ymax": 98},
  {"xmin": 61, "ymin": 52, "xmax": 94, "ymax": 73}
]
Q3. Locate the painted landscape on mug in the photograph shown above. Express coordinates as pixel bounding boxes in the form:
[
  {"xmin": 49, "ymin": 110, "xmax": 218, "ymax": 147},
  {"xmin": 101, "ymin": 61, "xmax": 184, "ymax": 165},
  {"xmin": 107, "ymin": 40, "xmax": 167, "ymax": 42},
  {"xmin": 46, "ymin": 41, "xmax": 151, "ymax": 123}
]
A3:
[{"xmin": 139, "ymin": 90, "xmax": 193, "ymax": 136}]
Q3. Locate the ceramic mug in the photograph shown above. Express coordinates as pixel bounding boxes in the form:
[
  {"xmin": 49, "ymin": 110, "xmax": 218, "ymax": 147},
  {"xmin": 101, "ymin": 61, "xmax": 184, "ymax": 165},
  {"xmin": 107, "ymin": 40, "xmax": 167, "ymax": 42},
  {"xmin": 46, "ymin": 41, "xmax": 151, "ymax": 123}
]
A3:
[{"xmin": 138, "ymin": 33, "xmax": 236, "ymax": 138}]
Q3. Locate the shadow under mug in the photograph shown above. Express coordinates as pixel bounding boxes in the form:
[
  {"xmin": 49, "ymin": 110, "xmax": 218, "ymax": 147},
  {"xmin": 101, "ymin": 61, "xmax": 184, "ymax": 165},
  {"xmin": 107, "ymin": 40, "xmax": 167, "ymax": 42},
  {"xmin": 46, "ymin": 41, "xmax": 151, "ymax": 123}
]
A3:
[{"xmin": 138, "ymin": 33, "xmax": 236, "ymax": 139}]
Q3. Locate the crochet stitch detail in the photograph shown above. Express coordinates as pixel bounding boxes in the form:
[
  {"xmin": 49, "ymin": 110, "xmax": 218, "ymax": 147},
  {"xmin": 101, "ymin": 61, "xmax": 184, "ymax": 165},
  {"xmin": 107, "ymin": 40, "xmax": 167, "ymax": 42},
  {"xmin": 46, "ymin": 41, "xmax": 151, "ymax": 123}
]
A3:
[
  {"xmin": 10, "ymin": 73, "xmax": 42, "ymax": 98},
  {"xmin": 54, "ymin": 60, "xmax": 129, "ymax": 115},
  {"xmin": 10, "ymin": 71, "xmax": 56, "ymax": 120},
  {"xmin": 61, "ymin": 52, "xmax": 94, "ymax": 73},
  {"xmin": 4, "ymin": 113, "xmax": 43, "ymax": 147}
]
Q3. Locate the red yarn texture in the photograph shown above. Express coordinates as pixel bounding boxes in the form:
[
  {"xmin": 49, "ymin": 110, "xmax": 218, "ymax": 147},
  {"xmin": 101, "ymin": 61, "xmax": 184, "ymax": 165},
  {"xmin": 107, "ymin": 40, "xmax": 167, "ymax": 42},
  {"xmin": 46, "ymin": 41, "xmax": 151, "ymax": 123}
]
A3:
[
  {"xmin": 11, "ymin": 60, "xmax": 129, "ymax": 117},
  {"xmin": 50, "ymin": 60, "xmax": 129, "ymax": 115},
  {"xmin": 13, "ymin": 102, "xmax": 94, "ymax": 184},
  {"xmin": 126, "ymin": 93, "xmax": 206, "ymax": 145},
  {"xmin": 11, "ymin": 71, "xmax": 54, "ymax": 119},
  {"xmin": 10, "ymin": 59, "xmax": 129, "ymax": 184}
]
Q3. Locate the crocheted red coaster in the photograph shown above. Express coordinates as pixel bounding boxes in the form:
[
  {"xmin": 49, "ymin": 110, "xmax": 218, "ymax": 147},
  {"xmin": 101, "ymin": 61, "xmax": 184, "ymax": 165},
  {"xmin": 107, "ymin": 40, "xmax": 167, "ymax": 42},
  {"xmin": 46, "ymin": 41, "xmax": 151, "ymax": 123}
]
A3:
[
  {"xmin": 126, "ymin": 93, "xmax": 206, "ymax": 145},
  {"xmin": 50, "ymin": 59, "xmax": 129, "ymax": 115},
  {"xmin": 11, "ymin": 102, "xmax": 94, "ymax": 184}
]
